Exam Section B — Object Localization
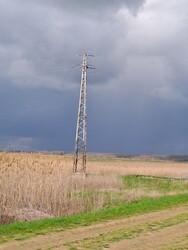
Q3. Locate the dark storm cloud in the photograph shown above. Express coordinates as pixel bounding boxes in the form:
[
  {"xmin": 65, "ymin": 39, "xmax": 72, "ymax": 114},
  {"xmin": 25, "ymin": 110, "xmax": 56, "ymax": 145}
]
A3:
[
  {"xmin": 0, "ymin": 0, "xmax": 188, "ymax": 153},
  {"xmin": 34, "ymin": 0, "xmax": 145, "ymax": 15}
]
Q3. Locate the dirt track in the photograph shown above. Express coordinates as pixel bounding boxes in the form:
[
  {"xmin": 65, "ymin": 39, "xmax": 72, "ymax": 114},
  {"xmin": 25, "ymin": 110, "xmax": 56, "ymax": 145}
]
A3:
[
  {"xmin": 0, "ymin": 205, "xmax": 187, "ymax": 250},
  {"xmin": 109, "ymin": 221, "xmax": 188, "ymax": 250}
]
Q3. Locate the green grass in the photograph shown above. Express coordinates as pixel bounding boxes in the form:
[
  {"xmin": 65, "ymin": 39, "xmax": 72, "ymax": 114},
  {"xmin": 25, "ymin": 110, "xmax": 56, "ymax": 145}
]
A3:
[
  {"xmin": 67, "ymin": 213, "xmax": 188, "ymax": 250},
  {"xmin": 122, "ymin": 175, "xmax": 188, "ymax": 193},
  {"xmin": 72, "ymin": 176, "xmax": 188, "ymax": 212},
  {"xmin": 0, "ymin": 193, "xmax": 187, "ymax": 243}
]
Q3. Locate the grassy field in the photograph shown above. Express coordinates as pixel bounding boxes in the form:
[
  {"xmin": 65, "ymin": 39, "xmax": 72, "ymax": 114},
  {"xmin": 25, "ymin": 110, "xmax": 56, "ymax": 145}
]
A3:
[
  {"xmin": 0, "ymin": 152, "xmax": 188, "ymax": 248},
  {"xmin": 0, "ymin": 152, "xmax": 188, "ymax": 224},
  {"xmin": 88, "ymin": 158, "xmax": 188, "ymax": 178}
]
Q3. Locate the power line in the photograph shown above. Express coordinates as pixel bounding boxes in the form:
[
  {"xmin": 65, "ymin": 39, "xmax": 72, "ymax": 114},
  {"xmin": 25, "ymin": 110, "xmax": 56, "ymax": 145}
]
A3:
[
  {"xmin": 0, "ymin": 64, "xmax": 80, "ymax": 78},
  {"xmin": 0, "ymin": 54, "xmax": 79, "ymax": 66}
]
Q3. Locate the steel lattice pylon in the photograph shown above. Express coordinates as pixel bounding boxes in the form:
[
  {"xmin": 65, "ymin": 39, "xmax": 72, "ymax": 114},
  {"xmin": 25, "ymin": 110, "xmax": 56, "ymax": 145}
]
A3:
[{"xmin": 73, "ymin": 53, "xmax": 88, "ymax": 173}]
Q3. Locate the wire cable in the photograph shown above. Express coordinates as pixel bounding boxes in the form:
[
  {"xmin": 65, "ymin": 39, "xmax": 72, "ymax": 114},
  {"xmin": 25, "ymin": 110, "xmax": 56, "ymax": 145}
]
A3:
[{"xmin": 0, "ymin": 64, "xmax": 81, "ymax": 78}]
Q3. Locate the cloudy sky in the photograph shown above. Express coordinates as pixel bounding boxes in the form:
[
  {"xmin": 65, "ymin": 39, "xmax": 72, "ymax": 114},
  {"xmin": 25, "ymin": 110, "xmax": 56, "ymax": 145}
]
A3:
[{"xmin": 0, "ymin": 0, "xmax": 188, "ymax": 154}]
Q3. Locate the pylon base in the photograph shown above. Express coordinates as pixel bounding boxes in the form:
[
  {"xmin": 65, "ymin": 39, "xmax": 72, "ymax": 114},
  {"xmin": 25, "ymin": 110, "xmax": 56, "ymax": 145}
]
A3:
[{"xmin": 71, "ymin": 172, "xmax": 87, "ymax": 179}]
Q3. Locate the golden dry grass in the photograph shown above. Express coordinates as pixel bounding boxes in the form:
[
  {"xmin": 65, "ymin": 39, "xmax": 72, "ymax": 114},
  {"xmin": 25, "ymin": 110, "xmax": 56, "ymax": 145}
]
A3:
[
  {"xmin": 0, "ymin": 152, "xmax": 188, "ymax": 224},
  {"xmin": 87, "ymin": 160, "xmax": 188, "ymax": 178},
  {"xmin": 0, "ymin": 153, "xmax": 123, "ymax": 224}
]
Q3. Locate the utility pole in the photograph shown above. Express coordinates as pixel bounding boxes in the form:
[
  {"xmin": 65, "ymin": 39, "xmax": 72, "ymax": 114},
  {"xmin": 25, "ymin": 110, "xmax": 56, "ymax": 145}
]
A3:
[{"xmin": 73, "ymin": 53, "xmax": 88, "ymax": 174}]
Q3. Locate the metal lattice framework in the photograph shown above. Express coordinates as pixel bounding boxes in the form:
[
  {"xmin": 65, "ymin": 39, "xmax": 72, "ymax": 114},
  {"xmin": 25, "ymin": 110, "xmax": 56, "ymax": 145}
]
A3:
[{"xmin": 73, "ymin": 53, "xmax": 88, "ymax": 173}]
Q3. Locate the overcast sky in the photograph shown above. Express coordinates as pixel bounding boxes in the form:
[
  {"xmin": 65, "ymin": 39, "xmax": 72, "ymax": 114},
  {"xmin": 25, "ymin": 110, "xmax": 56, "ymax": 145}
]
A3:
[{"xmin": 0, "ymin": 0, "xmax": 188, "ymax": 154}]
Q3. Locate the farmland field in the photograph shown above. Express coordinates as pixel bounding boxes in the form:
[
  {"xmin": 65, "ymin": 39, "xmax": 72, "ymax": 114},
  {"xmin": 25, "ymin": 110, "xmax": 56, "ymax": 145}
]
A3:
[{"xmin": 0, "ymin": 152, "xmax": 188, "ymax": 249}]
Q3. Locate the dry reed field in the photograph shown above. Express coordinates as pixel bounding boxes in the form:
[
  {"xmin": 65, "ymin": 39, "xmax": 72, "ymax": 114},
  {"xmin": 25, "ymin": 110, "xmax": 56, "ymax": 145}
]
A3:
[
  {"xmin": 0, "ymin": 152, "xmax": 188, "ymax": 224},
  {"xmin": 87, "ymin": 159, "xmax": 188, "ymax": 178},
  {"xmin": 0, "ymin": 153, "xmax": 123, "ymax": 224}
]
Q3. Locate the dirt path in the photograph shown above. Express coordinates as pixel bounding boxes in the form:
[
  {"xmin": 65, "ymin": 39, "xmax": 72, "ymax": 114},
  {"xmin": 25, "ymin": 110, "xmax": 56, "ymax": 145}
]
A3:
[
  {"xmin": 0, "ymin": 205, "xmax": 187, "ymax": 250},
  {"xmin": 109, "ymin": 221, "xmax": 188, "ymax": 250}
]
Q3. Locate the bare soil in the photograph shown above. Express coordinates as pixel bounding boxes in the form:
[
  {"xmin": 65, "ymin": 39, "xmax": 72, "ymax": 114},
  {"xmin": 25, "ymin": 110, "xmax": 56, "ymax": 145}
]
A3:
[{"xmin": 0, "ymin": 205, "xmax": 187, "ymax": 250}]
